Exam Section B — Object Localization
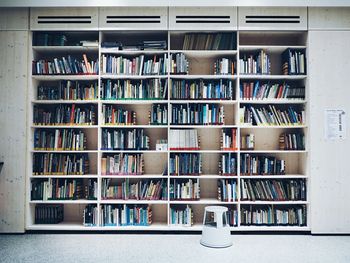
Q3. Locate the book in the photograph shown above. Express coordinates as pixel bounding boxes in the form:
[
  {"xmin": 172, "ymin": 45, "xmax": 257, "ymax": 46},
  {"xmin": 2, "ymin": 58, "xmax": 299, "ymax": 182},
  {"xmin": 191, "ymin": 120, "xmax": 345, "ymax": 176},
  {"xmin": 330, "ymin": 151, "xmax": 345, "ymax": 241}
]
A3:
[
  {"xmin": 169, "ymin": 179, "xmax": 200, "ymax": 200},
  {"xmin": 101, "ymin": 128, "xmax": 150, "ymax": 150},
  {"xmin": 279, "ymin": 133, "xmax": 305, "ymax": 150},
  {"xmin": 101, "ymin": 153, "xmax": 144, "ymax": 175},
  {"xmin": 217, "ymin": 179, "xmax": 237, "ymax": 202},
  {"xmin": 170, "ymin": 205, "xmax": 193, "ymax": 226},
  {"xmin": 169, "ymin": 129, "xmax": 199, "ymax": 150},
  {"xmin": 149, "ymin": 104, "xmax": 168, "ymax": 125},
  {"xmin": 84, "ymin": 204, "xmax": 98, "ymax": 226},
  {"xmin": 182, "ymin": 33, "xmax": 236, "ymax": 50},
  {"xmin": 240, "ymin": 154, "xmax": 285, "ymax": 175},
  {"xmin": 219, "ymin": 153, "xmax": 237, "ymax": 175},
  {"xmin": 35, "ymin": 205, "xmax": 64, "ymax": 224},
  {"xmin": 169, "ymin": 153, "xmax": 202, "ymax": 175},
  {"xmin": 102, "ymin": 105, "xmax": 136, "ymax": 125},
  {"xmin": 241, "ymin": 133, "xmax": 255, "ymax": 150},
  {"xmin": 282, "ymin": 48, "xmax": 307, "ymax": 75},
  {"xmin": 170, "ymin": 53, "xmax": 189, "ymax": 75},
  {"xmin": 214, "ymin": 58, "xmax": 235, "ymax": 75},
  {"xmin": 239, "ymin": 50, "xmax": 271, "ymax": 75}
]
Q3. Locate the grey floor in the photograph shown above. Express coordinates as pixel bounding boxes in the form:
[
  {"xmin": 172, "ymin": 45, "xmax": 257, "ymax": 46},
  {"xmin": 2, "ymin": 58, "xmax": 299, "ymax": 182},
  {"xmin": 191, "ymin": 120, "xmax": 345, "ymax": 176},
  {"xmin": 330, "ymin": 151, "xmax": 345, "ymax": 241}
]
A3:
[{"xmin": 0, "ymin": 234, "xmax": 349, "ymax": 263}]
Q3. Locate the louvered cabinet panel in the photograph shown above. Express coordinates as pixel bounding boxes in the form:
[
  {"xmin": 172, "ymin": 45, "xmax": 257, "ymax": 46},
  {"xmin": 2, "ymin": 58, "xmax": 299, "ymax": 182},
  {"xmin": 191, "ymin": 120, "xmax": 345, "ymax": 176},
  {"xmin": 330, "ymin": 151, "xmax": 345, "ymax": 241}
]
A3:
[
  {"xmin": 30, "ymin": 8, "xmax": 98, "ymax": 30},
  {"xmin": 99, "ymin": 7, "xmax": 168, "ymax": 30},
  {"xmin": 169, "ymin": 7, "xmax": 237, "ymax": 30},
  {"xmin": 238, "ymin": 7, "xmax": 307, "ymax": 30}
]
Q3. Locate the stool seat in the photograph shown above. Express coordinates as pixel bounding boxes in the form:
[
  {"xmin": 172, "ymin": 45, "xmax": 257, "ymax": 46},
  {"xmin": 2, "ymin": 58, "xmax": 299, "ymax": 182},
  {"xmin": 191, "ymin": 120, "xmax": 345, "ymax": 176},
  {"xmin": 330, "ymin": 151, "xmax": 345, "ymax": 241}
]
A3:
[{"xmin": 200, "ymin": 205, "xmax": 232, "ymax": 248}]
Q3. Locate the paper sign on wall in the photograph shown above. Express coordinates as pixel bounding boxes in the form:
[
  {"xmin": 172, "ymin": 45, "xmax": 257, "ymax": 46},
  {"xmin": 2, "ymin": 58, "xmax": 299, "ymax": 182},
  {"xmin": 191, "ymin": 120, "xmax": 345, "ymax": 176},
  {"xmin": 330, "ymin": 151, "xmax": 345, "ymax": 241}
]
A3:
[{"xmin": 325, "ymin": 109, "xmax": 346, "ymax": 140}]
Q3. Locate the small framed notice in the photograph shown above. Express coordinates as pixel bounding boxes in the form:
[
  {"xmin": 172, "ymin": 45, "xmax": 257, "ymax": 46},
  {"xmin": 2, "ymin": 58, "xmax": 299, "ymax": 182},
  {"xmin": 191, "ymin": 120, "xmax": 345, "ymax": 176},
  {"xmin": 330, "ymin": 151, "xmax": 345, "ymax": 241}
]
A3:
[{"xmin": 324, "ymin": 109, "xmax": 346, "ymax": 140}]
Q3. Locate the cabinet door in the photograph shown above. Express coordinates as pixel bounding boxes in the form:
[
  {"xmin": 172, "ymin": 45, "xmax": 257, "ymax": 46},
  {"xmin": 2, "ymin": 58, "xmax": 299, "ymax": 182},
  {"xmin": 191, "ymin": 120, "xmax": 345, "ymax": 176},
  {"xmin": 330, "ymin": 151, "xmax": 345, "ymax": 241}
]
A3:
[
  {"xmin": 309, "ymin": 31, "xmax": 350, "ymax": 233},
  {"xmin": 0, "ymin": 31, "xmax": 28, "ymax": 233}
]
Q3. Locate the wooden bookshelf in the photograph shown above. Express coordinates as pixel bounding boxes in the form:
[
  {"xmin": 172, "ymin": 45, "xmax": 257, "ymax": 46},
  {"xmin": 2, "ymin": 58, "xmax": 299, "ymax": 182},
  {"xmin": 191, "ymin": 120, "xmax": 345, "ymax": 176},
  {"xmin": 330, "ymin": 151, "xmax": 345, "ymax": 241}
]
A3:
[{"xmin": 27, "ymin": 26, "xmax": 309, "ymax": 231}]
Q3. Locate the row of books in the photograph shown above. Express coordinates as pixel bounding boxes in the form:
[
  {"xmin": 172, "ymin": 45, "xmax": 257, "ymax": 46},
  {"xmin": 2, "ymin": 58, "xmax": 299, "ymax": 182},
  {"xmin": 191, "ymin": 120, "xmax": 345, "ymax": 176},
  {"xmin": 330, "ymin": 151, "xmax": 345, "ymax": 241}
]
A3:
[
  {"xmin": 37, "ymin": 81, "xmax": 98, "ymax": 101},
  {"xmin": 101, "ymin": 154, "xmax": 144, "ymax": 175},
  {"xmin": 84, "ymin": 204, "xmax": 98, "ymax": 226},
  {"xmin": 101, "ymin": 79, "xmax": 167, "ymax": 100},
  {"xmin": 101, "ymin": 54, "xmax": 168, "ymax": 75},
  {"xmin": 240, "ymin": 205, "xmax": 306, "ymax": 226},
  {"xmin": 171, "ymin": 79, "xmax": 234, "ymax": 100},
  {"xmin": 219, "ymin": 153, "xmax": 237, "ymax": 175},
  {"xmin": 169, "ymin": 153, "xmax": 202, "ymax": 175},
  {"xmin": 33, "ymin": 55, "xmax": 98, "ymax": 75},
  {"xmin": 182, "ymin": 33, "xmax": 236, "ymax": 50},
  {"xmin": 34, "ymin": 129, "xmax": 86, "ymax": 151},
  {"xmin": 169, "ymin": 129, "xmax": 199, "ymax": 150},
  {"xmin": 170, "ymin": 205, "xmax": 193, "ymax": 226},
  {"xmin": 101, "ymin": 179, "xmax": 167, "ymax": 200},
  {"xmin": 101, "ymin": 129, "xmax": 150, "ymax": 150},
  {"xmin": 34, "ymin": 32, "xmax": 68, "ymax": 46},
  {"xmin": 241, "ymin": 133, "xmax": 255, "ymax": 150},
  {"xmin": 101, "ymin": 204, "xmax": 152, "ymax": 226},
  {"xmin": 32, "ymin": 153, "xmax": 89, "ymax": 175},
  {"xmin": 221, "ymin": 129, "xmax": 237, "ymax": 150},
  {"xmin": 169, "ymin": 179, "xmax": 200, "ymax": 200},
  {"xmin": 240, "ymin": 105, "xmax": 305, "ymax": 126},
  {"xmin": 102, "ymin": 105, "xmax": 136, "ymax": 125},
  {"xmin": 217, "ymin": 179, "xmax": 237, "ymax": 202},
  {"xmin": 101, "ymin": 40, "xmax": 166, "ymax": 51},
  {"xmin": 150, "ymin": 104, "xmax": 168, "ymax": 125},
  {"xmin": 282, "ymin": 48, "xmax": 306, "ymax": 75},
  {"xmin": 240, "ymin": 154, "xmax": 285, "ymax": 175},
  {"xmin": 171, "ymin": 104, "xmax": 225, "ymax": 125},
  {"xmin": 214, "ymin": 58, "xmax": 236, "ymax": 75},
  {"xmin": 240, "ymin": 179, "xmax": 306, "ymax": 201},
  {"xmin": 35, "ymin": 204, "xmax": 64, "ymax": 224},
  {"xmin": 170, "ymin": 53, "xmax": 189, "ymax": 74},
  {"xmin": 240, "ymin": 51, "xmax": 271, "ymax": 75},
  {"xmin": 31, "ymin": 178, "xmax": 97, "ymax": 200},
  {"xmin": 279, "ymin": 133, "xmax": 305, "ymax": 150},
  {"xmin": 33, "ymin": 104, "xmax": 97, "ymax": 126},
  {"xmin": 240, "ymin": 82, "xmax": 305, "ymax": 100}
]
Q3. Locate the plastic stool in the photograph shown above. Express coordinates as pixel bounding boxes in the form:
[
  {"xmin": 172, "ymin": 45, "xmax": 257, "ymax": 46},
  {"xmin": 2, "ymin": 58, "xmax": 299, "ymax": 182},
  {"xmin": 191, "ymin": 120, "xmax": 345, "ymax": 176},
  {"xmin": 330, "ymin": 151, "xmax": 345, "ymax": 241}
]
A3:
[{"xmin": 200, "ymin": 206, "xmax": 232, "ymax": 248}]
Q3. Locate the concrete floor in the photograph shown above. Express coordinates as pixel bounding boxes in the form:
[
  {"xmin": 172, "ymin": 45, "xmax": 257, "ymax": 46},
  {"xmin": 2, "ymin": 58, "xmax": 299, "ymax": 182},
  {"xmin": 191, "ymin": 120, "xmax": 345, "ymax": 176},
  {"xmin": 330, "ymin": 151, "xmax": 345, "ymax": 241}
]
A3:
[{"xmin": 0, "ymin": 234, "xmax": 349, "ymax": 263}]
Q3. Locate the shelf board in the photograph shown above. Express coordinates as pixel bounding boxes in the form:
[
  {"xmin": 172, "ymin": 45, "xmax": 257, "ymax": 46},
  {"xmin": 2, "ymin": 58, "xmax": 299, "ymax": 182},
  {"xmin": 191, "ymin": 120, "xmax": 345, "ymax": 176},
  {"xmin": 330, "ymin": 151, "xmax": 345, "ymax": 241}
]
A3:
[
  {"xmin": 240, "ymin": 201, "xmax": 308, "ymax": 205},
  {"xmin": 31, "ymin": 125, "xmax": 98, "ymax": 129},
  {"xmin": 170, "ymin": 100, "xmax": 237, "ymax": 104},
  {"xmin": 32, "ymin": 46, "xmax": 99, "ymax": 52},
  {"xmin": 236, "ymin": 225, "xmax": 310, "ymax": 231},
  {"xmin": 169, "ymin": 175, "xmax": 237, "ymax": 179},
  {"xmin": 170, "ymin": 50, "xmax": 237, "ymax": 57},
  {"xmin": 100, "ymin": 200, "xmax": 168, "ymax": 204},
  {"xmin": 29, "ymin": 200, "xmax": 98, "ymax": 204},
  {"xmin": 239, "ymin": 99, "xmax": 306, "ymax": 104},
  {"xmin": 30, "ymin": 174, "xmax": 98, "ymax": 178},
  {"xmin": 101, "ymin": 150, "xmax": 167, "ymax": 153},
  {"xmin": 27, "ymin": 222, "xmax": 99, "ymax": 231},
  {"xmin": 240, "ymin": 175, "xmax": 307, "ymax": 179},
  {"xmin": 101, "ymin": 174, "xmax": 166, "ymax": 179},
  {"xmin": 100, "ymin": 74, "xmax": 167, "ymax": 79},
  {"xmin": 240, "ymin": 150, "xmax": 307, "ymax": 153},
  {"xmin": 239, "ymin": 125, "xmax": 307, "ymax": 129},
  {"xmin": 99, "ymin": 222, "xmax": 168, "ymax": 231},
  {"xmin": 32, "ymin": 75, "xmax": 98, "ymax": 81},
  {"xmin": 101, "ymin": 100, "xmax": 168, "ymax": 104},
  {"xmin": 170, "ymin": 75, "xmax": 237, "ymax": 80},
  {"xmin": 170, "ymin": 125, "xmax": 237, "ymax": 128},
  {"xmin": 31, "ymin": 150, "xmax": 98, "ymax": 153},
  {"xmin": 169, "ymin": 198, "xmax": 238, "ymax": 204},
  {"xmin": 32, "ymin": 100, "xmax": 99, "ymax": 104},
  {"xmin": 239, "ymin": 75, "xmax": 307, "ymax": 80},
  {"xmin": 100, "ymin": 49, "xmax": 168, "ymax": 55},
  {"xmin": 239, "ymin": 45, "xmax": 307, "ymax": 53},
  {"xmin": 100, "ymin": 125, "xmax": 168, "ymax": 129},
  {"xmin": 169, "ymin": 150, "xmax": 238, "ymax": 153}
]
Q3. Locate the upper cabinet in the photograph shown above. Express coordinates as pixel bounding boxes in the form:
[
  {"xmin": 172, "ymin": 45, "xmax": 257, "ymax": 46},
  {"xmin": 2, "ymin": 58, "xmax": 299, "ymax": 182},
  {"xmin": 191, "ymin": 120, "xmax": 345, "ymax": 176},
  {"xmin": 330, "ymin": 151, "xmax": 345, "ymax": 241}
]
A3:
[
  {"xmin": 30, "ymin": 8, "xmax": 99, "ymax": 30},
  {"xmin": 99, "ymin": 7, "xmax": 168, "ymax": 30},
  {"xmin": 238, "ymin": 7, "xmax": 307, "ymax": 31},
  {"xmin": 169, "ymin": 7, "xmax": 237, "ymax": 30}
]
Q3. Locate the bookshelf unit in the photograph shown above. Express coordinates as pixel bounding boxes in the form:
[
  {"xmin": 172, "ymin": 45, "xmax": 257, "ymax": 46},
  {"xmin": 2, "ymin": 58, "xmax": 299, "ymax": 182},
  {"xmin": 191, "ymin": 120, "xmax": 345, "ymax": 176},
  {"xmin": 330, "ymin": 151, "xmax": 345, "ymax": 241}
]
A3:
[{"xmin": 26, "ymin": 7, "xmax": 309, "ymax": 231}]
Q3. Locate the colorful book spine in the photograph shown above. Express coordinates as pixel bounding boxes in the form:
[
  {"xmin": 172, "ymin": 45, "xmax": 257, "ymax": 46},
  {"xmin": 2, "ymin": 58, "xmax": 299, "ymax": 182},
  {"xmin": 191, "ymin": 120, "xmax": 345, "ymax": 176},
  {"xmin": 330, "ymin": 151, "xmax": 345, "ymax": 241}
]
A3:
[
  {"xmin": 170, "ymin": 205, "xmax": 193, "ymax": 226},
  {"xmin": 214, "ymin": 58, "xmax": 235, "ymax": 75},
  {"xmin": 169, "ymin": 179, "xmax": 200, "ymax": 200},
  {"xmin": 170, "ymin": 153, "xmax": 202, "ymax": 175},
  {"xmin": 170, "ymin": 53, "xmax": 189, "ymax": 74},
  {"xmin": 239, "ymin": 50, "xmax": 271, "ymax": 75},
  {"xmin": 171, "ymin": 79, "xmax": 233, "ymax": 100},
  {"xmin": 171, "ymin": 103, "xmax": 225, "ymax": 125},
  {"xmin": 221, "ymin": 129, "xmax": 237, "ymax": 150},
  {"xmin": 101, "ymin": 79, "xmax": 167, "ymax": 100},
  {"xmin": 84, "ymin": 204, "xmax": 98, "ymax": 226},
  {"xmin": 101, "ymin": 128, "xmax": 150, "ymax": 150},
  {"xmin": 32, "ymin": 153, "xmax": 89, "ymax": 175},
  {"xmin": 217, "ymin": 179, "xmax": 238, "ymax": 201},
  {"xmin": 100, "ymin": 204, "xmax": 152, "ymax": 226},
  {"xmin": 240, "ymin": 154, "xmax": 286, "ymax": 175},
  {"xmin": 279, "ymin": 133, "xmax": 305, "ymax": 150},
  {"xmin": 219, "ymin": 153, "xmax": 237, "ymax": 175},
  {"xmin": 101, "ymin": 153, "xmax": 144, "ymax": 175},
  {"xmin": 102, "ymin": 105, "xmax": 136, "ymax": 125},
  {"xmin": 149, "ymin": 104, "xmax": 168, "ymax": 125}
]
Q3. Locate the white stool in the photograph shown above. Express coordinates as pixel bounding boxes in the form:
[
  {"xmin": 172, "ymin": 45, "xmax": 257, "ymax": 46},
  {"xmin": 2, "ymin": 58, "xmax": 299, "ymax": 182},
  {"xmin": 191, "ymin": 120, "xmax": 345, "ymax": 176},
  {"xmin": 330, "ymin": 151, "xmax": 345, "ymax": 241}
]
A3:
[{"xmin": 200, "ymin": 206, "xmax": 232, "ymax": 248}]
